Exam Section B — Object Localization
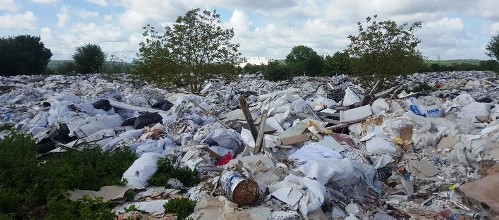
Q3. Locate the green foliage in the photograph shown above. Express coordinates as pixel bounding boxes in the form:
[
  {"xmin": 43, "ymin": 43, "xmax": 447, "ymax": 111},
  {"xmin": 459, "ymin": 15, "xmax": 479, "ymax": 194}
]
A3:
[
  {"xmin": 149, "ymin": 157, "xmax": 201, "ymax": 187},
  {"xmin": 0, "ymin": 132, "xmax": 136, "ymax": 219},
  {"xmin": 55, "ymin": 61, "xmax": 78, "ymax": 75},
  {"xmin": 73, "ymin": 43, "xmax": 106, "ymax": 74},
  {"xmin": 263, "ymin": 60, "xmax": 291, "ymax": 81},
  {"xmin": 46, "ymin": 196, "xmax": 115, "ymax": 220},
  {"xmin": 420, "ymin": 59, "xmax": 499, "ymax": 73},
  {"xmin": 163, "ymin": 198, "xmax": 196, "ymax": 220},
  {"xmin": 346, "ymin": 15, "xmax": 424, "ymax": 91},
  {"xmin": 243, "ymin": 63, "xmax": 267, "ymax": 74},
  {"xmin": 486, "ymin": 31, "xmax": 499, "ymax": 61},
  {"xmin": 104, "ymin": 53, "xmax": 131, "ymax": 75},
  {"xmin": 285, "ymin": 45, "xmax": 323, "ymax": 77},
  {"xmin": 134, "ymin": 8, "xmax": 242, "ymax": 93},
  {"xmin": 0, "ymin": 35, "xmax": 52, "ymax": 76},
  {"xmin": 324, "ymin": 51, "xmax": 351, "ymax": 75}
]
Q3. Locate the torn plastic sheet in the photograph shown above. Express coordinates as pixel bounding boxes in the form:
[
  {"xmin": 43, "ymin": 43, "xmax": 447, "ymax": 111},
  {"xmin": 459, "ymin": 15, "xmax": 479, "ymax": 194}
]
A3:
[
  {"xmin": 204, "ymin": 128, "xmax": 243, "ymax": 155},
  {"xmin": 288, "ymin": 143, "xmax": 342, "ymax": 166}
]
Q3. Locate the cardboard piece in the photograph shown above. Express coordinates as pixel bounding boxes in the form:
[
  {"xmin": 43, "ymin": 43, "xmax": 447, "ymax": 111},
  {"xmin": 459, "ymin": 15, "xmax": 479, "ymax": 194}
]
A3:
[
  {"xmin": 280, "ymin": 134, "xmax": 311, "ymax": 145},
  {"xmin": 459, "ymin": 172, "xmax": 499, "ymax": 213},
  {"xmin": 70, "ymin": 186, "xmax": 130, "ymax": 202}
]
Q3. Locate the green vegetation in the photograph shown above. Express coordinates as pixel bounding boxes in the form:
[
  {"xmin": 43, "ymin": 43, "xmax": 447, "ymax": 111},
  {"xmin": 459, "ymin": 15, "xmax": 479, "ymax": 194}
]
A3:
[
  {"xmin": 486, "ymin": 31, "xmax": 499, "ymax": 61},
  {"xmin": 262, "ymin": 60, "xmax": 291, "ymax": 81},
  {"xmin": 148, "ymin": 157, "xmax": 201, "ymax": 188},
  {"xmin": 0, "ymin": 132, "xmax": 136, "ymax": 219},
  {"xmin": 421, "ymin": 59, "xmax": 499, "ymax": 73},
  {"xmin": 163, "ymin": 198, "xmax": 196, "ymax": 220},
  {"xmin": 133, "ymin": 8, "xmax": 242, "ymax": 93},
  {"xmin": 346, "ymin": 15, "xmax": 424, "ymax": 91},
  {"xmin": 285, "ymin": 45, "xmax": 324, "ymax": 77},
  {"xmin": 73, "ymin": 43, "xmax": 106, "ymax": 74},
  {"xmin": 0, "ymin": 35, "xmax": 52, "ymax": 76},
  {"xmin": 324, "ymin": 51, "xmax": 351, "ymax": 76}
]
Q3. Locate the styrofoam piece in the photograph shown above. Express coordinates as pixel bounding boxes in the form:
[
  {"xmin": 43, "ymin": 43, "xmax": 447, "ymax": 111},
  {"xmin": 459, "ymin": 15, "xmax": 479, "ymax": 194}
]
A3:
[
  {"xmin": 366, "ymin": 136, "xmax": 397, "ymax": 154},
  {"xmin": 340, "ymin": 105, "xmax": 372, "ymax": 122},
  {"xmin": 342, "ymin": 87, "xmax": 361, "ymax": 106}
]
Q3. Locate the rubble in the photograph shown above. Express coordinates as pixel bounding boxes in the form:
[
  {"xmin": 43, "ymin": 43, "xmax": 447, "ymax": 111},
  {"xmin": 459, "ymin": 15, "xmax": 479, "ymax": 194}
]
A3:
[{"xmin": 1, "ymin": 71, "xmax": 499, "ymax": 219}]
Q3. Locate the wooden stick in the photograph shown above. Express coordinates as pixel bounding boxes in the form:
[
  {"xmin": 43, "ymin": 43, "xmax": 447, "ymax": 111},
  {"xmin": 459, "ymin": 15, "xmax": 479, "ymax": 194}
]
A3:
[
  {"xmin": 253, "ymin": 110, "xmax": 268, "ymax": 154},
  {"xmin": 238, "ymin": 96, "xmax": 258, "ymax": 141}
]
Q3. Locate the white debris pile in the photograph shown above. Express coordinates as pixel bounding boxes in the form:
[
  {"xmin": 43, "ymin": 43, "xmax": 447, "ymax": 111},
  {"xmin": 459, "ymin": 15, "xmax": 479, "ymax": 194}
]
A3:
[{"xmin": 1, "ymin": 71, "xmax": 499, "ymax": 219}]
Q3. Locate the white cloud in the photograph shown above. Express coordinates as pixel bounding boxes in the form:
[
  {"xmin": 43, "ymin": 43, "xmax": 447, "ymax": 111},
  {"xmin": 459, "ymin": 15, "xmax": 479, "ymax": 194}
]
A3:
[
  {"xmin": 40, "ymin": 27, "xmax": 53, "ymax": 41},
  {"xmin": 0, "ymin": 11, "xmax": 37, "ymax": 30},
  {"xmin": 31, "ymin": 0, "xmax": 58, "ymax": 5},
  {"xmin": 86, "ymin": 0, "xmax": 108, "ymax": 7},
  {"xmin": 57, "ymin": 7, "xmax": 69, "ymax": 27},
  {"xmin": 103, "ymin": 14, "xmax": 113, "ymax": 22},
  {"xmin": 426, "ymin": 17, "xmax": 464, "ymax": 31},
  {"xmin": 76, "ymin": 9, "xmax": 99, "ymax": 19},
  {"xmin": 227, "ymin": 10, "xmax": 251, "ymax": 35},
  {"xmin": 0, "ymin": 0, "xmax": 18, "ymax": 11}
]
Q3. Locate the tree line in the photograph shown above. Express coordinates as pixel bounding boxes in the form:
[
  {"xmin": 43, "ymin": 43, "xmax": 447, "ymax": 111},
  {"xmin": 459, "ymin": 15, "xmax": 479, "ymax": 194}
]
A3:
[{"xmin": 1, "ymin": 9, "xmax": 499, "ymax": 93}]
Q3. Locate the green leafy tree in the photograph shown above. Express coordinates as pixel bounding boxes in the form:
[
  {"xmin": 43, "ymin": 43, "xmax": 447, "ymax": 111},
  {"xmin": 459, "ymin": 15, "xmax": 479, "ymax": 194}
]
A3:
[
  {"xmin": 285, "ymin": 45, "xmax": 323, "ymax": 77},
  {"xmin": 324, "ymin": 51, "xmax": 351, "ymax": 75},
  {"xmin": 0, "ymin": 35, "xmax": 52, "ymax": 75},
  {"xmin": 132, "ymin": 24, "xmax": 178, "ymax": 86},
  {"xmin": 263, "ymin": 60, "xmax": 291, "ymax": 81},
  {"xmin": 72, "ymin": 43, "xmax": 106, "ymax": 74},
  {"xmin": 486, "ymin": 31, "xmax": 499, "ymax": 61},
  {"xmin": 135, "ymin": 9, "xmax": 242, "ymax": 93},
  {"xmin": 346, "ymin": 15, "xmax": 424, "ymax": 91}
]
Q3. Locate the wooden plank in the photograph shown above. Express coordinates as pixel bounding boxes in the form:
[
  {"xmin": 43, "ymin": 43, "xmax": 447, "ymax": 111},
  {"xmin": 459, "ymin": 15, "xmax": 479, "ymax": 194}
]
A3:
[
  {"xmin": 253, "ymin": 110, "xmax": 268, "ymax": 154},
  {"xmin": 238, "ymin": 96, "xmax": 258, "ymax": 141}
]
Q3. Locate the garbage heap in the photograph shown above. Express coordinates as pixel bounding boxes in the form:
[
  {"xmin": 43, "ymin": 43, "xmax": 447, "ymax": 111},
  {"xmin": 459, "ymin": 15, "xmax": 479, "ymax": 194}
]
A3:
[{"xmin": 1, "ymin": 71, "xmax": 499, "ymax": 219}]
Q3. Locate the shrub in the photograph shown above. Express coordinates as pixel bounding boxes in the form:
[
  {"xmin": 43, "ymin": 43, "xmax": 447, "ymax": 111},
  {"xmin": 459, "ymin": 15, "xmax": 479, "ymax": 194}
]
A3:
[
  {"xmin": 0, "ymin": 132, "xmax": 136, "ymax": 219},
  {"xmin": 324, "ymin": 51, "xmax": 351, "ymax": 76},
  {"xmin": 262, "ymin": 60, "xmax": 291, "ymax": 81},
  {"xmin": 0, "ymin": 35, "xmax": 52, "ymax": 76},
  {"xmin": 148, "ymin": 157, "xmax": 201, "ymax": 187},
  {"xmin": 73, "ymin": 43, "xmax": 106, "ymax": 74},
  {"xmin": 163, "ymin": 198, "xmax": 196, "ymax": 220}
]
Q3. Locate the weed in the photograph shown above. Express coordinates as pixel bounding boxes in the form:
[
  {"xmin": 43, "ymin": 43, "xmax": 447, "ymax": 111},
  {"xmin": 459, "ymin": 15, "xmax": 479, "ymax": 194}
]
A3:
[
  {"xmin": 148, "ymin": 157, "xmax": 201, "ymax": 188},
  {"xmin": 163, "ymin": 198, "xmax": 196, "ymax": 220}
]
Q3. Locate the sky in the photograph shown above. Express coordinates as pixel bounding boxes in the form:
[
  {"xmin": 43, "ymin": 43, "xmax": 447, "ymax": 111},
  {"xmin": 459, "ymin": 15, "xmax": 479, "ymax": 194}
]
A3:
[{"xmin": 1, "ymin": 0, "xmax": 499, "ymax": 62}]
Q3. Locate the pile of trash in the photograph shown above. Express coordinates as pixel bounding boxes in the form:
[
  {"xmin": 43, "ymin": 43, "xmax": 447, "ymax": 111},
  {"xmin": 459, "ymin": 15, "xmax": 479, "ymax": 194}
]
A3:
[{"xmin": 1, "ymin": 71, "xmax": 499, "ymax": 219}]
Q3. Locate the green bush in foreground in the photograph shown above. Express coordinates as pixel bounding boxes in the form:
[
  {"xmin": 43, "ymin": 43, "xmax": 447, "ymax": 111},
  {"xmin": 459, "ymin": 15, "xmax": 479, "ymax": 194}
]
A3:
[
  {"xmin": 149, "ymin": 157, "xmax": 201, "ymax": 188},
  {"xmin": 163, "ymin": 198, "xmax": 196, "ymax": 220},
  {"xmin": 0, "ymin": 132, "xmax": 136, "ymax": 219}
]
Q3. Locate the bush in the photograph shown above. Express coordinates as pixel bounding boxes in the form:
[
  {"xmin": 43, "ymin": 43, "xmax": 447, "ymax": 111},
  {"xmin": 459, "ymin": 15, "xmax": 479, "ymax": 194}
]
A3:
[
  {"xmin": 0, "ymin": 132, "xmax": 136, "ymax": 219},
  {"xmin": 163, "ymin": 198, "xmax": 196, "ymax": 220},
  {"xmin": 73, "ymin": 43, "xmax": 106, "ymax": 74},
  {"xmin": 263, "ymin": 60, "xmax": 291, "ymax": 81},
  {"xmin": 0, "ymin": 35, "xmax": 52, "ymax": 76},
  {"xmin": 324, "ymin": 51, "xmax": 351, "ymax": 76},
  {"xmin": 148, "ymin": 157, "xmax": 201, "ymax": 187}
]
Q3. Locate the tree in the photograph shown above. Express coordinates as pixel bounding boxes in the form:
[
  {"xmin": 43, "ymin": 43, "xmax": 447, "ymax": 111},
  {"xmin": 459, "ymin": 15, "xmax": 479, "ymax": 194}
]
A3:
[
  {"xmin": 263, "ymin": 60, "xmax": 291, "ymax": 81},
  {"xmin": 0, "ymin": 35, "xmax": 52, "ymax": 75},
  {"xmin": 72, "ymin": 43, "xmax": 106, "ymax": 74},
  {"xmin": 346, "ymin": 15, "xmax": 424, "ymax": 91},
  {"xmin": 486, "ymin": 31, "xmax": 499, "ymax": 61},
  {"xmin": 323, "ymin": 51, "xmax": 351, "ymax": 76},
  {"xmin": 285, "ymin": 45, "xmax": 323, "ymax": 77},
  {"xmin": 135, "ymin": 9, "xmax": 242, "ymax": 93}
]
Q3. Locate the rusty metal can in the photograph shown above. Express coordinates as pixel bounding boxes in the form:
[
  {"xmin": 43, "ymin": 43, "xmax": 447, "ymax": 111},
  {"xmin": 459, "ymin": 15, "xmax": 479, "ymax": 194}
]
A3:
[{"xmin": 220, "ymin": 171, "xmax": 260, "ymax": 206}]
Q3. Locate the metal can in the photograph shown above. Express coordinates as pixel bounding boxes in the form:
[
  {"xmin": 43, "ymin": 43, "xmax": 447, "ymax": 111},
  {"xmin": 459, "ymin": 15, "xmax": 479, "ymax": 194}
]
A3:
[{"xmin": 220, "ymin": 171, "xmax": 260, "ymax": 206}]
